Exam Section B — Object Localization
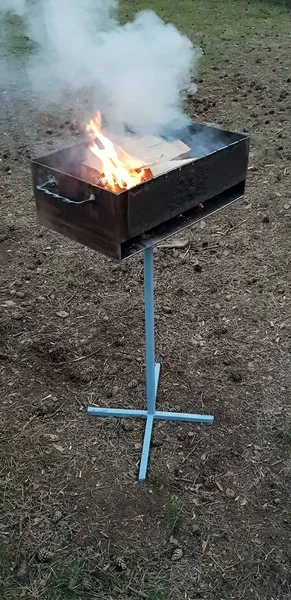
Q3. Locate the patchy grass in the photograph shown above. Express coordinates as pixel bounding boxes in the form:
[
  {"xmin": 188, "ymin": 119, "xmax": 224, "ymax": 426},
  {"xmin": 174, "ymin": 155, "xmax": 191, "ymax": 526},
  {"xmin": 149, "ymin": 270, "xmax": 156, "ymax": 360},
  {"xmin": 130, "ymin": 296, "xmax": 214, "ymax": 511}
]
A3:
[
  {"xmin": 50, "ymin": 249, "xmax": 86, "ymax": 291},
  {"xmin": 165, "ymin": 495, "xmax": 182, "ymax": 530},
  {"xmin": 0, "ymin": 544, "xmax": 84, "ymax": 600},
  {"xmin": 1, "ymin": 1, "xmax": 290, "ymax": 66},
  {"xmin": 0, "ymin": 12, "xmax": 35, "ymax": 56},
  {"xmin": 51, "ymin": 252, "xmax": 78, "ymax": 288},
  {"xmin": 51, "ymin": 254, "xmax": 70, "ymax": 278},
  {"xmin": 120, "ymin": 0, "xmax": 290, "ymax": 68},
  {"xmin": 149, "ymin": 590, "xmax": 167, "ymax": 600}
]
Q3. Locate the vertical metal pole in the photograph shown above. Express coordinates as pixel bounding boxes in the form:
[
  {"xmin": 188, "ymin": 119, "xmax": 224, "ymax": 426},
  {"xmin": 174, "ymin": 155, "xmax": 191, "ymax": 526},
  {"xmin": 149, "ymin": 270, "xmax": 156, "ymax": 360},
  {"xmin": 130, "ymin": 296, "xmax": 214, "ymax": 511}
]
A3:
[{"xmin": 143, "ymin": 246, "xmax": 156, "ymax": 415}]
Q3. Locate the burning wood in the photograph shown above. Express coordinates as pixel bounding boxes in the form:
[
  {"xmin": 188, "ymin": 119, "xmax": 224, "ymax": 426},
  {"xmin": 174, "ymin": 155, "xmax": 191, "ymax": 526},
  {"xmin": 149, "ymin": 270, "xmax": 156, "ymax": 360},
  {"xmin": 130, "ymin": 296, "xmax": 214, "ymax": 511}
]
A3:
[{"xmin": 83, "ymin": 112, "xmax": 192, "ymax": 194}]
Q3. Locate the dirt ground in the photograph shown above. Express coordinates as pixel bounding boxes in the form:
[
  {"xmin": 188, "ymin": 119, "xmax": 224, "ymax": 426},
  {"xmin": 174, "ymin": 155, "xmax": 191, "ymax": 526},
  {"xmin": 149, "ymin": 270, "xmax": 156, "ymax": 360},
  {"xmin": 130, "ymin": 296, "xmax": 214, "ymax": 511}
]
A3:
[{"xmin": 1, "ymin": 2, "xmax": 291, "ymax": 599}]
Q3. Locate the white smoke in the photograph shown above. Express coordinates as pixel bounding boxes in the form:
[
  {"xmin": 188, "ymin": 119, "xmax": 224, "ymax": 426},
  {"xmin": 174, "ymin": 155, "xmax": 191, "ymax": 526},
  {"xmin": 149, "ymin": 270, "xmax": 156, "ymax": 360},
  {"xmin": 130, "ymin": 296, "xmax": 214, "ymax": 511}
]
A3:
[
  {"xmin": 0, "ymin": 0, "xmax": 202, "ymax": 136},
  {"xmin": 0, "ymin": 0, "xmax": 26, "ymax": 14}
]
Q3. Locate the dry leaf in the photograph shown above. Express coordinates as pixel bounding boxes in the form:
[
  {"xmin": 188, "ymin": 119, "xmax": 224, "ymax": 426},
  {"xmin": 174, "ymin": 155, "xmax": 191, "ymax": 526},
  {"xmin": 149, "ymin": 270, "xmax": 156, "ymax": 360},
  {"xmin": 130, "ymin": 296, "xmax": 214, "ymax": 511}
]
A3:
[
  {"xmin": 56, "ymin": 310, "xmax": 69, "ymax": 319},
  {"xmin": 216, "ymin": 481, "xmax": 224, "ymax": 492},
  {"xmin": 2, "ymin": 300, "xmax": 16, "ymax": 307},
  {"xmin": 226, "ymin": 488, "xmax": 235, "ymax": 499},
  {"xmin": 32, "ymin": 517, "xmax": 43, "ymax": 526},
  {"xmin": 192, "ymin": 497, "xmax": 201, "ymax": 507},
  {"xmin": 202, "ymin": 537, "xmax": 210, "ymax": 554},
  {"xmin": 53, "ymin": 443, "xmax": 65, "ymax": 453},
  {"xmin": 169, "ymin": 536, "xmax": 179, "ymax": 546},
  {"xmin": 44, "ymin": 434, "xmax": 58, "ymax": 441}
]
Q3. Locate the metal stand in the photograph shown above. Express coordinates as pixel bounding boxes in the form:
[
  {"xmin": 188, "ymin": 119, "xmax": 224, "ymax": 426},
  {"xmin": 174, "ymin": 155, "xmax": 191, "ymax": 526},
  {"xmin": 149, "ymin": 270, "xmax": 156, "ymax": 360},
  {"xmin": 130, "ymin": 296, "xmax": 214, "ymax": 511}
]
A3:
[{"xmin": 88, "ymin": 246, "xmax": 214, "ymax": 482}]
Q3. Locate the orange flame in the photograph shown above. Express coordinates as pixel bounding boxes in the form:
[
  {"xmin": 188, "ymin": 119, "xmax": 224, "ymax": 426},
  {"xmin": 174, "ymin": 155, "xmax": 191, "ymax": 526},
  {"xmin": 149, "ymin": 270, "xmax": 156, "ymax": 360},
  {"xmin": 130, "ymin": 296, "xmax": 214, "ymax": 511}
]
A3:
[{"xmin": 86, "ymin": 112, "xmax": 152, "ymax": 193}]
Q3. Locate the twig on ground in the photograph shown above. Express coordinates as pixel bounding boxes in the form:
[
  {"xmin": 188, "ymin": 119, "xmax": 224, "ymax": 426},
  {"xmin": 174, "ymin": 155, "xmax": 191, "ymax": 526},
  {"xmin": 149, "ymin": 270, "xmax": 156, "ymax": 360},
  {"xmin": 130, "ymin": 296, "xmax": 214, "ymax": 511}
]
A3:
[
  {"xmin": 20, "ymin": 414, "xmax": 37, "ymax": 432},
  {"xmin": 220, "ymin": 218, "xmax": 248, "ymax": 236},
  {"xmin": 181, "ymin": 438, "xmax": 204, "ymax": 464},
  {"xmin": 63, "ymin": 289, "xmax": 79, "ymax": 306},
  {"xmin": 71, "ymin": 347, "xmax": 103, "ymax": 362}
]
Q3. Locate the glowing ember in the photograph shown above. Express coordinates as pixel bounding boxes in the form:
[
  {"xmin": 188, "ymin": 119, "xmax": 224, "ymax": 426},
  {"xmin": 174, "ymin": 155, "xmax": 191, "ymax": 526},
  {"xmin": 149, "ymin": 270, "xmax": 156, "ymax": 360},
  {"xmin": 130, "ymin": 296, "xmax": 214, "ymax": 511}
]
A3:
[{"xmin": 86, "ymin": 112, "xmax": 152, "ymax": 193}]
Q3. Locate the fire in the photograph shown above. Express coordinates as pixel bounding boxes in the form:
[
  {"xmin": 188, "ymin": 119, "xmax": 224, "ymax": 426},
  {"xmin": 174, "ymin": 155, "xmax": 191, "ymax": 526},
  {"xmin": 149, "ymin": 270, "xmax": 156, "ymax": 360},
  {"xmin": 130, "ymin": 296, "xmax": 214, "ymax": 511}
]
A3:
[{"xmin": 86, "ymin": 112, "xmax": 152, "ymax": 193}]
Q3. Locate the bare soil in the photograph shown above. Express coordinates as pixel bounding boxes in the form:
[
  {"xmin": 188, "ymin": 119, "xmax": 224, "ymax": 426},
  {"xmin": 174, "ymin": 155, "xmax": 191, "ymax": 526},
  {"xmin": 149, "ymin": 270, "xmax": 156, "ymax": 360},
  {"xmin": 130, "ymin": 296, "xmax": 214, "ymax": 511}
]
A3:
[{"xmin": 1, "ymin": 23, "xmax": 291, "ymax": 600}]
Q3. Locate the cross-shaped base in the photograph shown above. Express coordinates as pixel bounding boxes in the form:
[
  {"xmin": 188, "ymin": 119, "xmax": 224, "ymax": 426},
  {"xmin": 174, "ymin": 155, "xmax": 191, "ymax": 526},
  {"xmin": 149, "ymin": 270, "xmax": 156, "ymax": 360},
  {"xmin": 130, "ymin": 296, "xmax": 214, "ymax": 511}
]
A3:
[
  {"xmin": 88, "ymin": 364, "xmax": 214, "ymax": 482},
  {"xmin": 88, "ymin": 246, "xmax": 214, "ymax": 481}
]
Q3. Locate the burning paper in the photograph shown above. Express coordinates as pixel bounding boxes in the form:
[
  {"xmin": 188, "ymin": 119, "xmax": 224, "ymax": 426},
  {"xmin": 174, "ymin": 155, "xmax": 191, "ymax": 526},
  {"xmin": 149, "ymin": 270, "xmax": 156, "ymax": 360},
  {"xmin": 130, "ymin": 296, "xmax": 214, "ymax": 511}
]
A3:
[
  {"xmin": 86, "ymin": 111, "xmax": 153, "ymax": 192},
  {"xmin": 84, "ymin": 111, "xmax": 192, "ymax": 193}
]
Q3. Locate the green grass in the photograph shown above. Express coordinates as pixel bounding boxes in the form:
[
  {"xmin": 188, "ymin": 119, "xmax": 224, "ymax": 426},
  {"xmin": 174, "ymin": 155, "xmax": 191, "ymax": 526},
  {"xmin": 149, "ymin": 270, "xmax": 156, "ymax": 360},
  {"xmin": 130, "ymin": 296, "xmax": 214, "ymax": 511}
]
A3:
[
  {"xmin": 165, "ymin": 495, "xmax": 182, "ymax": 529},
  {"xmin": 0, "ymin": 544, "xmax": 84, "ymax": 600},
  {"xmin": 120, "ymin": 0, "xmax": 290, "ymax": 68},
  {"xmin": 51, "ymin": 254, "xmax": 71, "ymax": 279},
  {"xmin": 149, "ymin": 590, "xmax": 167, "ymax": 600},
  {"xmin": 51, "ymin": 253, "xmax": 79, "ymax": 290},
  {"xmin": 142, "ymin": 574, "xmax": 169, "ymax": 600},
  {"xmin": 0, "ymin": 12, "xmax": 35, "ymax": 56},
  {"xmin": 0, "ymin": 540, "xmax": 169, "ymax": 600},
  {"xmin": 1, "ymin": 1, "xmax": 290, "ymax": 66}
]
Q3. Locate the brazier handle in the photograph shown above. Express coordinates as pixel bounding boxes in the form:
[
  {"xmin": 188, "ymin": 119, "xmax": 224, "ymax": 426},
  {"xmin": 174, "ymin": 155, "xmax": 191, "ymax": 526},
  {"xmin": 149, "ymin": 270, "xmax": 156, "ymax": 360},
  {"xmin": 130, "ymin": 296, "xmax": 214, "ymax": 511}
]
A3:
[{"xmin": 36, "ymin": 178, "xmax": 95, "ymax": 205}]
